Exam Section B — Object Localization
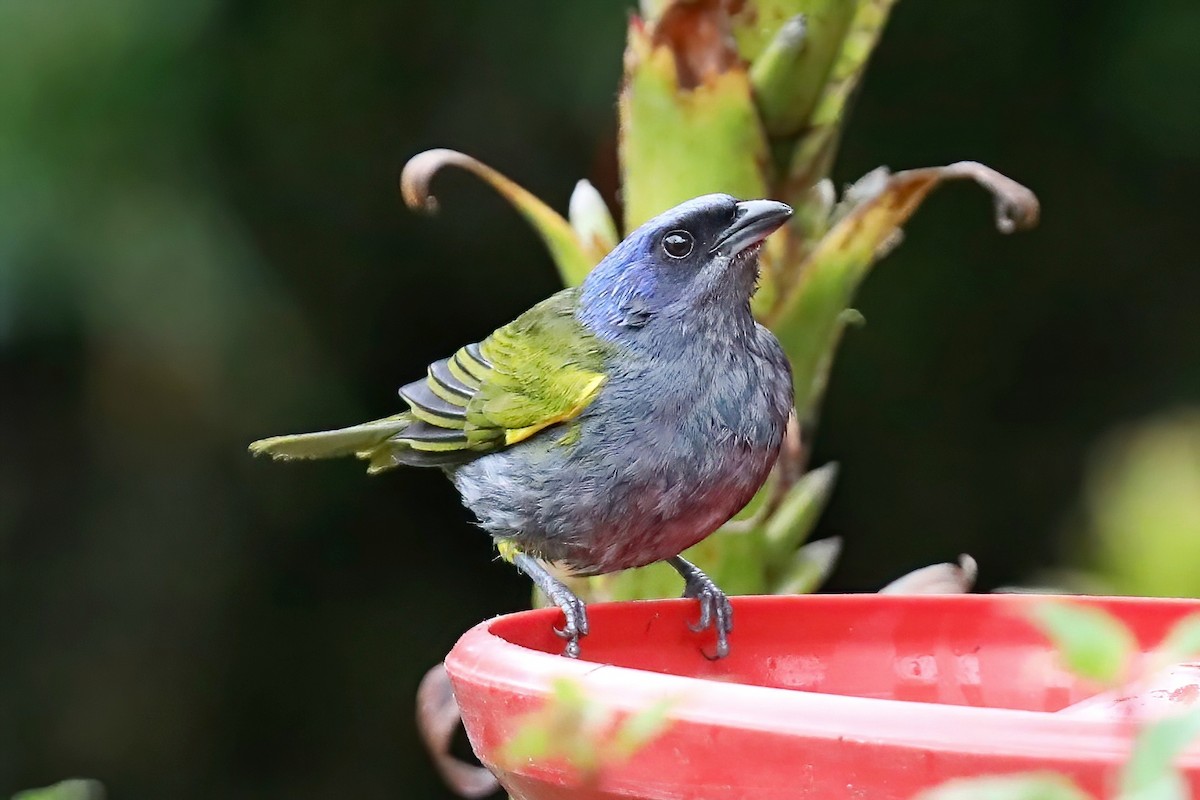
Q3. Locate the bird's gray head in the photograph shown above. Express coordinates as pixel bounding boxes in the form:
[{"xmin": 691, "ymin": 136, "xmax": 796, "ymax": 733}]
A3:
[{"xmin": 579, "ymin": 194, "xmax": 792, "ymax": 342}]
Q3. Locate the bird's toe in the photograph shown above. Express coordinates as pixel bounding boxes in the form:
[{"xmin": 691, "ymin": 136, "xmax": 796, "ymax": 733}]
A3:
[
  {"xmin": 683, "ymin": 577, "xmax": 734, "ymax": 659},
  {"xmin": 552, "ymin": 597, "xmax": 589, "ymax": 658}
]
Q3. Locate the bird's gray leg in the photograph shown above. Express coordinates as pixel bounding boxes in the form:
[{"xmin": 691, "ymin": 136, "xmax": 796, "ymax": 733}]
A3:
[
  {"xmin": 668, "ymin": 556, "xmax": 734, "ymax": 659},
  {"xmin": 513, "ymin": 553, "xmax": 589, "ymax": 658}
]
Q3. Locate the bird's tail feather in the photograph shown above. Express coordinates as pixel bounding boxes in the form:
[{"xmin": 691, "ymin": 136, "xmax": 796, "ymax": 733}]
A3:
[{"xmin": 249, "ymin": 414, "xmax": 413, "ymax": 467}]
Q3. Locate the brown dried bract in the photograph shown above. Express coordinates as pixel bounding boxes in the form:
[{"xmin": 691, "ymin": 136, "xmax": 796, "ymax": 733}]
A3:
[
  {"xmin": 888, "ymin": 162, "xmax": 1040, "ymax": 234},
  {"xmin": 651, "ymin": 0, "xmax": 743, "ymax": 89},
  {"xmin": 400, "ymin": 148, "xmax": 486, "ymax": 213},
  {"xmin": 416, "ymin": 663, "xmax": 500, "ymax": 798}
]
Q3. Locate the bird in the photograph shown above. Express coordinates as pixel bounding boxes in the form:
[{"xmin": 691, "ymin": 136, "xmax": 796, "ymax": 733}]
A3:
[{"xmin": 249, "ymin": 193, "xmax": 795, "ymax": 659}]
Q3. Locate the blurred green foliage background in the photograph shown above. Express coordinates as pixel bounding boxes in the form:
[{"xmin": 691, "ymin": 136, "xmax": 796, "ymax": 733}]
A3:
[{"xmin": 2, "ymin": 1, "xmax": 1198, "ymax": 798}]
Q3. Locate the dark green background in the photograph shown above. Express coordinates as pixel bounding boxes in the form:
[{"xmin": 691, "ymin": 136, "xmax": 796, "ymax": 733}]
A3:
[{"xmin": 3, "ymin": 1, "xmax": 1198, "ymax": 797}]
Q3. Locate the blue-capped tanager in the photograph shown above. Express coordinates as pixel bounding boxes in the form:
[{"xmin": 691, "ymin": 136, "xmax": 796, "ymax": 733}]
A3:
[{"xmin": 250, "ymin": 194, "xmax": 794, "ymax": 658}]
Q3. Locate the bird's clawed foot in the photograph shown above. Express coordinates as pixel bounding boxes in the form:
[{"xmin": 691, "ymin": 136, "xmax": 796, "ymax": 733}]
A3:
[
  {"xmin": 513, "ymin": 553, "xmax": 590, "ymax": 658},
  {"xmin": 551, "ymin": 592, "xmax": 590, "ymax": 659},
  {"xmin": 669, "ymin": 556, "xmax": 734, "ymax": 659}
]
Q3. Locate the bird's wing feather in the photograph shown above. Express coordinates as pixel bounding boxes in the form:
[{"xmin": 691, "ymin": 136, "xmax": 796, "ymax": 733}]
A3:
[
  {"xmin": 248, "ymin": 415, "xmax": 411, "ymax": 460},
  {"xmin": 396, "ymin": 288, "xmax": 609, "ymax": 455},
  {"xmin": 251, "ymin": 289, "xmax": 608, "ymax": 472}
]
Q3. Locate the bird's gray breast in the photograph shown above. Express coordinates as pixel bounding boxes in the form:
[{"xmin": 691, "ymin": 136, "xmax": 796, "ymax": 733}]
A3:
[{"xmin": 451, "ymin": 325, "xmax": 792, "ymax": 575}]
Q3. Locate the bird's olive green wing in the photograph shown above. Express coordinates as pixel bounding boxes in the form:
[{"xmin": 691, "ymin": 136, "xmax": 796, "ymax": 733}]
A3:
[
  {"xmin": 249, "ymin": 288, "xmax": 610, "ymax": 472},
  {"xmin": 394, "ymin": 288, "xmax": 610, "ymax": 459}
]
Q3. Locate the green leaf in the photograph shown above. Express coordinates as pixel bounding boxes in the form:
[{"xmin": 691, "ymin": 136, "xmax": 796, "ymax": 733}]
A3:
[
  {"xmin": 400, "ymin": 148, "xmax": 594, "ymax": 287},
  {"xmin": 611, "ymin": 697, "xmax": 675, "ymax": 759},
  {"xmin": 12, "ymin": 781, "xmax": 105, "ymax": 800},
  {"xmin": 1119, "ymin": 711, "xmax": 1200, "ymax": 800},
  {"xmin": 500, "ymin": 678, "xmax": 673, "ymax": 777},
  {"xmin": 912, "ymin": 773, "xmax": 1091, "ymax": 800},
  {"xmin": 501, "ymin": 678, "xmax": 598, "ymax": 771},
  {"xmin": 769, "ymin": 161, "xmax": 1040, "ymax": 425},
  {"xmin": 763, "ymin": 462, "xmax": 839, "ymax": 560},
  {"xmin": 747, "ymin": 2, "xmax": 857, "ymax": 139},
  {"xmin": 1119, "ymin": 775, "xmax": 1189, "ymax": 800},
  {"xmin": 550, "ymin": 676, "xmax": 589, "ymax": 712},
  {"xmin": 729, "ymin": 0, "xmax": 808, "ymax": 62},
  {"xmin": 573, "ymin": 560, "xmax": 683, "ymax": 605},
  {"xmin": 501, "ymin": 722, "xmax": 554, "ymax": 765},
  {"xmin": 749, "ymin": 14, "xmax": 810, "ymax": 137},
  {"xmin": 786, "ymin": 0, "xmax": 901, "ymax": 204},
  {"xmin": 618, "ymin": 19, "xmax": 770, "ymax": 232},
  {"xmin": 1154, "ymin": 614, "xmax": 1200, "ymax": 666},
  {"xmin": 773, "ymin": 536, "xmax": 842, "ymax": 595},
  {"xmin": 1083, "ymin": 413, "xmax": 1200, "ymax": 599},
  {"xmin": 1029, "ymin": 601, "xmax": 1136, "ymax": 684},
  {"xmin": 581, "ymin": 522, "xmax": 772, "ymax": 604}
]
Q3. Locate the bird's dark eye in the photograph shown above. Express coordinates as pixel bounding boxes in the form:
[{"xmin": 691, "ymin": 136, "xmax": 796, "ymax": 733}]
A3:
[{"xmin": 661, "ymin": 230, "xmax": 694, "ymax": 259}]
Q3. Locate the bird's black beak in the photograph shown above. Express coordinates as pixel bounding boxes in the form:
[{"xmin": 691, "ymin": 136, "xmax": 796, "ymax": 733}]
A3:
[{"xmin": 710, "ymin": 199, "xmax": 793, "ymax": 255}]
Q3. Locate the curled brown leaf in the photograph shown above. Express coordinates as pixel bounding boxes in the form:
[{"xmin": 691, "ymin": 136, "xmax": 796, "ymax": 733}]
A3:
[
  {"xmin": 935, "ymin": 161, "xmax": 1040, "ymax": 233},
  {"xmin": 398, "ymin": 148, "xmax": 594, "ymax": 286},
  {"xmin": 826, "ymin": 161, "xmax": 1040, "ymax": 251},
  {"xmin": 400, "ymin": 148, "xmax": 533, "ymax": 215},
  {"xmin": 416, "ymin": 663, "xmax": 500, "ymax": 799}
]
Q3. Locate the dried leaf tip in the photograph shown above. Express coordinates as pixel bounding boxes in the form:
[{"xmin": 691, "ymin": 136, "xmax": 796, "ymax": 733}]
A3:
[
  {"xmin": 397, "ymin": 148, "xmax": 593, "ymax": 286},
  {"xmin": 940, "ymin": 161, "xmax": 1040, "ymax": 233},
  {"xmin": 399, "ymin": 148, "xmax": 477, "ymax": 213}
]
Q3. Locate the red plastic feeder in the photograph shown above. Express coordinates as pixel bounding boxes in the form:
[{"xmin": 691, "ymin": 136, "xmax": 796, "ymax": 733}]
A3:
[{"xmin": 445, "ymin": 594, "xmax": 1200, "ymax": 800}]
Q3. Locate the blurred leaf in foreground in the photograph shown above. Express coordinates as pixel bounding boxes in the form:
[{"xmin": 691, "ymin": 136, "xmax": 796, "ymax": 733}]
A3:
[
  {"xmin": 1152, "ymin": 614, "xmax": 1200, "ymax": 670},
  {"xmin": 1030, "ymin": 601, "xmax": 1136, "ymax": 685},
  {"xmin": 1078, "ymin": 412, "xmax": 1200, "ymax": 599},
  {"xmin": 911, "ymin": 773, "xmax": 1090, "ymax": 800},
  {"xmin": 1118, "ymin": 710, "xmax": 1200, "ymax": 800},
  {"xmin": 500, "ymin": 678, "xmax": 674, "ymax": 779}
]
